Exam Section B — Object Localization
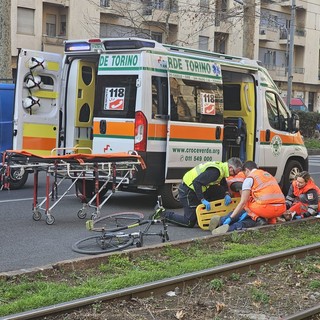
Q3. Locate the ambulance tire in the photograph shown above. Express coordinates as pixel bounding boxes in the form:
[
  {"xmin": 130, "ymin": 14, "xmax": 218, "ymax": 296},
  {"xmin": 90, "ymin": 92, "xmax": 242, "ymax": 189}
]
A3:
[
  {"xmin": 158, "ymin": 183, "xmax": 182, "ymax": 209},
  {"xmin": 75, "ymin": 180, "xmax": 108, "ymax": 200},
  {"xmin": 7, "ymin": 170, "xmax": 29, "ymax": 190},
  {"xmin": 282, "ymin": 160, "xmax": 303, "ymax": 195}
]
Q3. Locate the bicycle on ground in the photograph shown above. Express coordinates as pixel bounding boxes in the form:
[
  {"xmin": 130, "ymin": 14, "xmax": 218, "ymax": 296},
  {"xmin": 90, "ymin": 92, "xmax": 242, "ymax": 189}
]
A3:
[{"xmin": 72, "ymin": 196, "xmax": 169, "ymax": 255}]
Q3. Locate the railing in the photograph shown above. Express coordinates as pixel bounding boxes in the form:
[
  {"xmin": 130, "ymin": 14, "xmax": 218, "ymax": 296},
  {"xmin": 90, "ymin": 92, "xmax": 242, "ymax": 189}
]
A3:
[{"xmin": 263, "ymin": 64, "xmax": 305, "ymax": 77}]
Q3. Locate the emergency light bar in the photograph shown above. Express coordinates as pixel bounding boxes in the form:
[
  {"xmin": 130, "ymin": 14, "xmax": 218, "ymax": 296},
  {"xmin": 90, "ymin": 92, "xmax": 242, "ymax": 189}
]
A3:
[{"xmin": 65, "ymin": 41, "xmax": 91, "ymax": 52}]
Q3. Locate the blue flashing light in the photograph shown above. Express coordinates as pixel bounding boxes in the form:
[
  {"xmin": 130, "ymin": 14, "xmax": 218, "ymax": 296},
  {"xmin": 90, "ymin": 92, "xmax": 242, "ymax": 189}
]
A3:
[{"xmin": 65, "ymin": 42, "xmax": 91, "ymax": 52}]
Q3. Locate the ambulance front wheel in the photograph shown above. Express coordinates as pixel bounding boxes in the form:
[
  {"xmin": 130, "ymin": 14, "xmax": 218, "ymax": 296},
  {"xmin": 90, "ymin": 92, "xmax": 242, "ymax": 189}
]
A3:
[
  {"xmin": 282, "ymin": 160, "xmax": 303, "ymax": 195},
  {"xmin": 158, "ymin": 183, "xmax": 182, "ymax": 209},
  {"xmin": 7, "ymin": 169, "xmax": 28, "ymax": 190}
]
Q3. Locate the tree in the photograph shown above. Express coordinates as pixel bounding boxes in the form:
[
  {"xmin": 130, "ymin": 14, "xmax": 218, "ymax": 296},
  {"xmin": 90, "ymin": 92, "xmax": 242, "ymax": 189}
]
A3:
[{"xmin": 0, "ymin": 0, "xmax": 12, "ymax": 80}]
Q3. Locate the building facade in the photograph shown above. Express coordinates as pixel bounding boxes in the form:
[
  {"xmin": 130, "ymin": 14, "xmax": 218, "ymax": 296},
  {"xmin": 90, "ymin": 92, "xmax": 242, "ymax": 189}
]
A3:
[{"xmin": 9, "ymin": 0, "xmax": 320, "ymax": 111}]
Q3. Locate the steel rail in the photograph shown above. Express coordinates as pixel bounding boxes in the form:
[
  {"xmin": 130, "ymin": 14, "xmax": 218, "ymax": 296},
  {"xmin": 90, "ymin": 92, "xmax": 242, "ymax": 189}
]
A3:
[{"xmin": 2, "ymin": 243, "xmax": 320, "ymax": 320}]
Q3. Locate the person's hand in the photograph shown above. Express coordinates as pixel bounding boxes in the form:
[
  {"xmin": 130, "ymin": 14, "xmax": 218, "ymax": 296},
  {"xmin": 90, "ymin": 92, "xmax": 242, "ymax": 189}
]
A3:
[
  {"xmin": 223, "ymin": 217, "xmax": 232, "ymax": 225},
  {"xmin": 239, "ymin": 211, "xmax": 248, "ymax": 221},
  {"xmin": 201, "ymin": 199, "xmax": 211, "ymax": 211},
  {"xmin": 224, "ymin": 194, "xmax": 232, "ymax": 206}
]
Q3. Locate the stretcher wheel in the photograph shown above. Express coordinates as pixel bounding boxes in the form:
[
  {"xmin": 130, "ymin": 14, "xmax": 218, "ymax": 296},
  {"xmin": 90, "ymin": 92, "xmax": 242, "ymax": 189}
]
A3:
[
  {"xmin": 77, "ymin": 209, "xmax": 87, "ymax": 219},
  {"xmin": 72, "ymin": 233, "xmax": 134, "ymax": 255},
  {"xmin": 46, "ymin": 215, "xmax": 55, "ymax": 225},
  {"xmin": 33, "ymin": 212, "xmax": 41, "ymax": 221}
]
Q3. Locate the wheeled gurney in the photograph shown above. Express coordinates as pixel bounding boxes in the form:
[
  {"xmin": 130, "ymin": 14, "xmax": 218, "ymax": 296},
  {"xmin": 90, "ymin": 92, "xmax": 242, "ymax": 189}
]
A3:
[{"xmin": 1, "ymin": 149, "xmax": 146, "ymax": 224}]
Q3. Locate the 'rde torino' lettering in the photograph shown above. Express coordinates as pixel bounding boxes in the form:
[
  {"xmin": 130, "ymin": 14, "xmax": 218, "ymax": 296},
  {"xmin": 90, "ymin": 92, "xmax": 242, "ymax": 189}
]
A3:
[{"xmin": 168, "ymin": 56, "xmax": 211, "ymax": 74}]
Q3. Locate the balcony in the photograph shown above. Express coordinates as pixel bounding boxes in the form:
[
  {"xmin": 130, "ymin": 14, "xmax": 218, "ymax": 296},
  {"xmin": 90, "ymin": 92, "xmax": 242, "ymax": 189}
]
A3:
[
  {"xmin": 259, "ymin": 27, "xmax": 278, "ymax": 42},
  {"xmin": 280, "ymin": 0, "xmax": 307, "ymax": 10},
  {"xmin": 143, "ymin": 6, "xmax": 178, "ymax": 25},
  {"xmin": 264, "ymin": 64, "xmax": 305, "ymax": 83},
  {"xmin": 100, "ymin": 0, "xmax": 127, "ymax": 17},
  {"xmin": 42, "ymin": 35, "xmax": 65, "ymax": 47}
]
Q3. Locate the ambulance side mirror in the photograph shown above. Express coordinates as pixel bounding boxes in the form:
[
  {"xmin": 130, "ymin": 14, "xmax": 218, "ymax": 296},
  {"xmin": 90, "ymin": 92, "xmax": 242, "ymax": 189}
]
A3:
[{"xmin": 289, "ymin": 112, "xmax": 300, "ymax": 133}]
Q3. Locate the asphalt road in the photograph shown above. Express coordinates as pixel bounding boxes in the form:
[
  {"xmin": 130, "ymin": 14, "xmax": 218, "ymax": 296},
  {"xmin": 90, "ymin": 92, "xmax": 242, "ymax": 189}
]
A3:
[{"xmin": 1, "ymin": 155, "xmax": 320, "ymax": 273}]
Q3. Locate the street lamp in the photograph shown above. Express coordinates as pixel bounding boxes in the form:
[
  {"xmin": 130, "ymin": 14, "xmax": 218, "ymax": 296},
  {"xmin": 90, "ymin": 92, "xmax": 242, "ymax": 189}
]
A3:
[{"xmin": 286, "ymin": 0, "xmax": 296, "ymax": 107}]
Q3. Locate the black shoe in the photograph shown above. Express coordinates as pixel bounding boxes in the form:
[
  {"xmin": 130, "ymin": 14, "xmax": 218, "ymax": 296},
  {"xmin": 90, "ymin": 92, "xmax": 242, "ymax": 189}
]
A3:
[{"xmin": 256, "ymin": 217, "xmax": 267, "ymax": 226}]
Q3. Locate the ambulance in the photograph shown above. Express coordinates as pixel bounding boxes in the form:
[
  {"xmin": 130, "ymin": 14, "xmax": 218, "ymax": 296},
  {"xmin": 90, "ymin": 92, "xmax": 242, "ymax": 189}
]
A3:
[{"xmin": 13, "ymin": 38, "xmax": 308, "ymax": 207}]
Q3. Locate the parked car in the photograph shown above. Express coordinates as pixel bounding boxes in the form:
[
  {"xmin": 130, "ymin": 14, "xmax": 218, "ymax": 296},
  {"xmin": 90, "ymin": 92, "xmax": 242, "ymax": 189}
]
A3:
[{"xmin": 288, "ymin": 98, "xmax": 308, "ymax": 112}]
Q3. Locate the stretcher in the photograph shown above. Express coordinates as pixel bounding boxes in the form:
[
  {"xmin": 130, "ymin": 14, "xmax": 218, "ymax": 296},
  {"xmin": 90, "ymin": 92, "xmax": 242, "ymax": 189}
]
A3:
[
  {"xmin": 1, "ymin": 149, "xmax": 146, "ymax": 225},
  {"xmin": 196, "ymin": 197, "xmax": 240, "ymax": 230}
]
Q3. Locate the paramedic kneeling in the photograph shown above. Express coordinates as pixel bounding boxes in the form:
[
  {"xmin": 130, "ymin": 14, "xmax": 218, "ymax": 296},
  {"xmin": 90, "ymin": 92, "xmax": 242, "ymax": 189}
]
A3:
[
  {"xmin": 222, "ymin": 161, "xmax": 286, "ymax": 227},
  {"xmin": 162, "ymin": 157, "xmax": 243, "ymax": 228}
]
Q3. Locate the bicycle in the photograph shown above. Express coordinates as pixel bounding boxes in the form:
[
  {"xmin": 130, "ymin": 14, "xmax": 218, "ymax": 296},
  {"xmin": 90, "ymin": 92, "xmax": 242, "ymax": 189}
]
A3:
[{"xmin": 72, "ymin": 196, "xmax": 169, "ymax": 255}]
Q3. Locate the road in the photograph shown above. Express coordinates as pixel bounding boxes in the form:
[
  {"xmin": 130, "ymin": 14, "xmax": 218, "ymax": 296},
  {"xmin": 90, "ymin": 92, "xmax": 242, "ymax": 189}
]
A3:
[{"xmin": 1, "ymin": 155, "xmax": 320, "ymax": 273}]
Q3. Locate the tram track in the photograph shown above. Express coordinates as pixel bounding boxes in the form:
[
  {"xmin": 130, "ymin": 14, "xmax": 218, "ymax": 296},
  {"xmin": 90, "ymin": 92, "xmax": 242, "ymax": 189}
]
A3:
[{"xmin": 2, "ymin": 242, "xmax": 320, "ymax": 320}]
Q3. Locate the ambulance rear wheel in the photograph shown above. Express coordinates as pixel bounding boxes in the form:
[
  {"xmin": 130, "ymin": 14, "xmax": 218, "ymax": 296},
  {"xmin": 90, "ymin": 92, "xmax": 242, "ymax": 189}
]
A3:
[
  {"xmin": 75, "ymin": 180, "xmax": 108, "ymax": 200},
  {"xmin": 282, "ymin": 160, "xmax": 303, "ymax": 195},
  {"xmin": 7, "ymin": 169, "xmax": 28, "ymax": 190},
  {"xmin": 158, "ymin": 183, "xmax": 182, "ymax": 209}
]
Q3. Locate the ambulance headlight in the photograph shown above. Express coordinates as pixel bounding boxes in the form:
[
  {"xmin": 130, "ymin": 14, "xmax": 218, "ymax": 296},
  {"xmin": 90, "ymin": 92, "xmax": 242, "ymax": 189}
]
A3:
[{"xmin": 22, "ymin": 96, "xmax": 40, "ymax": 110}]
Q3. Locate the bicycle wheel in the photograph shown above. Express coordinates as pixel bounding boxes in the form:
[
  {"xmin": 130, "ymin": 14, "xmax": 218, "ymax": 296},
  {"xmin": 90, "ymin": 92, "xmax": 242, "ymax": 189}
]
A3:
[
  {"xmin": 91, "ymin": 212, "xmax": 145, "ymax": 232},
  {"xmin": 72, "ymin": 233, "xmax": 134, "ymax": 255}
]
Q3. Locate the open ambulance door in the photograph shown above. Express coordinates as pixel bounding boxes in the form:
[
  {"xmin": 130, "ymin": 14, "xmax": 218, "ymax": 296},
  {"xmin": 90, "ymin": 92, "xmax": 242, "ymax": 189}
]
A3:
[
  {"xmin": 13, "ymin": 49, "xmax": 62, "ymax": 155},
  {"xmin": 165, "ymin": 56, "xmax": 224, "ymax": 184}
]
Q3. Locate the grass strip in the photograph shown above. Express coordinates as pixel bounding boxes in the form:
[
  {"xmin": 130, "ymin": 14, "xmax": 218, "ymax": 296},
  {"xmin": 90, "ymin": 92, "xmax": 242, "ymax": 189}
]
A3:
[{"xmin": 0, "ymin": 222, "xmax": 319, "ymax": 316}]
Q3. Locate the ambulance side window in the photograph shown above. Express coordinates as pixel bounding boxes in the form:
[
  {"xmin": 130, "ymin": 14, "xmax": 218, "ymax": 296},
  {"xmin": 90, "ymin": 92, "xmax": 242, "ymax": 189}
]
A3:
[
  {"xmin": 151, "ymin": 76, "xmax": 168, "ymax": 119},
  {"xmin": 169, "ymin": 77, "xmax": 223, "ymax": 124},
  {"xmin": 266, "ymin": 91, "xmax": 289, "ymax": 131},
  {"xmin": 94, "ymin": 75, "xmax": 138, "ymax": 118}
]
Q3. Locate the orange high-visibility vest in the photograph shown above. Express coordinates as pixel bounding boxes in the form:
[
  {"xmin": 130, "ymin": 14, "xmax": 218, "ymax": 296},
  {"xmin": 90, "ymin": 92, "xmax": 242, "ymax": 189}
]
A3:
[
  {"xmin": 248, "ymin": 169, "xmax": 285, "ymax": 204},
  {"xmin": 292, "ymin": 179, "xmax": 320, "ymax": 210}
]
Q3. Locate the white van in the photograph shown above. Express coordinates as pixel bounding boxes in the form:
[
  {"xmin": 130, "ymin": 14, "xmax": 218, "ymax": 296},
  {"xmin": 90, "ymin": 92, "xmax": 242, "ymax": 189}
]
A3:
[{"xmin": 13, "ymin": 38, "xmax": 308, "ymax": 207}]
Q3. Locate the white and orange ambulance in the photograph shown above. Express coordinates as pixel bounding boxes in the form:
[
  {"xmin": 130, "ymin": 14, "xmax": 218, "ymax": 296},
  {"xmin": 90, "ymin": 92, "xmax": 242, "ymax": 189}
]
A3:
[{"xmin": 12, "ymin": 38, "xmax": 308, "ymax": 207}]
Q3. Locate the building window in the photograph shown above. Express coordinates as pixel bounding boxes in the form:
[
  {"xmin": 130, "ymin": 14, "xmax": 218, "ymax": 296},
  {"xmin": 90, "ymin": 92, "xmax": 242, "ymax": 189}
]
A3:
[
  {"xmin": 60, "ymin": 15, "xmax": 66, "ymax": 36},
  {"xmin": 46, "ymin": 14, "xmax": 56, "ymax": 37},
  {"xmin": 100, "ymin": 0, "xmax": 110, "ymax": 7},
  {"xmin": 199, "ymin": 36, "xmax": 209, "ymax": 51},
  {"xmin": 17, "ymin": 7, "xmax": 35, "ymax": 35},
  {"xmin": 151, "ymin": 32, "xmax": 163, "ymax": 43},
  {"xmin": 214, "ymin": 33, "xmax": 227, "ymax": 54}
]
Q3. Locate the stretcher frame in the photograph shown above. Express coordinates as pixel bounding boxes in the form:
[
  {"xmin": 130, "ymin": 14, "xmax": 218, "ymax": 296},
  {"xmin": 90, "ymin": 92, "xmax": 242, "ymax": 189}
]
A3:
[{"xmin": 1, "ymin": 149, "xmax": 146, "ymax": 225}]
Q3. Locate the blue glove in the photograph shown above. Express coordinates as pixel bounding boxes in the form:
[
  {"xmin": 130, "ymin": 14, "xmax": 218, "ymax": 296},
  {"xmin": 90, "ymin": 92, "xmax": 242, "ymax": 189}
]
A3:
[
  {"xmin": 201, "ymin": 199, "xmax": 211, "ymax": 211},
  {"xmin": 223, "ymin": 217, "xmax": 232, "ymax": 225},
  {"xmin": 239, "ymin": 212, "xmax": 248, "ymax": 221},
  {"xmin": 294, "ymin": 215, "xmax": 302, "ymax": 220},
  {"xmin": 224, "ymin": 194, "xmax": 232, "ymax": 206}
]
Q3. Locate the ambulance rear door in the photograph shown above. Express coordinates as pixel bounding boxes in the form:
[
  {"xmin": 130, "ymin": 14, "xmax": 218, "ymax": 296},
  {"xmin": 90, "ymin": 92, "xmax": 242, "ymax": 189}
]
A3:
[
  {"xmin": 13, "ymin": 49, "xmax": 62, "ymax": 155},
  {"xmin": 165, "ymin": 55, "xmax": 224, "ymax": 182},
  {"xmin": 92, "ymin": 53, "xmax": 140, "ymax": 154}
]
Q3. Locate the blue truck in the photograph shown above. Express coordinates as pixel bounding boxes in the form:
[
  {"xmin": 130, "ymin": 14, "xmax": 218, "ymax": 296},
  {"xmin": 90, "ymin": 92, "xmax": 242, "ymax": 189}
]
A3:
[{"xmin": 0, "ymin": 82, "xmax": 28, "ymax": 189}]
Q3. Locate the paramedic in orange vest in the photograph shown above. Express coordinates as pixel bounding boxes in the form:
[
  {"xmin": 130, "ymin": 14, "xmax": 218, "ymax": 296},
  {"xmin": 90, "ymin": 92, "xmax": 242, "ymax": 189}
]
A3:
[
  {"xmin": 284, "ymin": 171, "xmax": 320, "ymax": 220},
  {"xmin": 159, "ymin": 157, "xmax": 243, "ymax": 228},
  {"xmin": 223, "ymin": 160, "xmax": 286, "ymax": 226}
]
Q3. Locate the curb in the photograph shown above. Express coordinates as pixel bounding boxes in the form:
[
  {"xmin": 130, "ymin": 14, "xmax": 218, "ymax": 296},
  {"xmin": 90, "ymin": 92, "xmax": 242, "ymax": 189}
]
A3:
[{"xmin": 307, "ymin": 149, "xmax": 320, "ymax": 155}]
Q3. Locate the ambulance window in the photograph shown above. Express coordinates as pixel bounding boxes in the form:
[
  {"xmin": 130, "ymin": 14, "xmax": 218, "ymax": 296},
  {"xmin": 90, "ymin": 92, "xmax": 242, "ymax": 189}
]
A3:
[
  {"xmin": 266, "ymin": 91, "xmax": 289, "ymax": 131},
  {"xmin": 223, "ymin": 84, "xmax": 241, "ymax": 111},
  {"xmin": 94, "ymin": 75, "xmax": 138, "ymax": 118},
  {"xmin": 151, "ymin": 76, "xmax": 168, "ymax": 118},
  {"xmin": 169, "ymin": 77, "xmax": 223, "ymax": 124}
]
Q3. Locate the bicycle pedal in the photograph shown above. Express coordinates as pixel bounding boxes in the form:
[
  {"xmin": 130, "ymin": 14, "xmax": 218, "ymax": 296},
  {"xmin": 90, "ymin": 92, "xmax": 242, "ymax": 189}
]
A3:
[{"xmin": 86, "ymin": 220, "xmax": 94, "ymax": 231}]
